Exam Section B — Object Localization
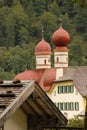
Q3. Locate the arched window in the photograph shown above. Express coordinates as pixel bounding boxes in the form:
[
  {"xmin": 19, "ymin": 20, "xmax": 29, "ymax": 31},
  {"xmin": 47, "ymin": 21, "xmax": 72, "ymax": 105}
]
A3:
[
  {"xmin": 57, "ymin": 57, "xmax": 59, "ymax": 62},
  {"xmin": 44, "ymin": 59, "xmax": 46, "ymax": 64}
]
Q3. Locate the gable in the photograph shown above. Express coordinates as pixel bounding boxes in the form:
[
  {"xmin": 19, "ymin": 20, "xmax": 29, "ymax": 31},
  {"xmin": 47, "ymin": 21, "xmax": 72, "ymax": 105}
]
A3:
[
  {"xmin": 0, "ymin": 80, "xmax": 67, "ymax": 127},
  {"xmin": 55, "ymin": 66, "xmax": 87, "ymax": 97}
]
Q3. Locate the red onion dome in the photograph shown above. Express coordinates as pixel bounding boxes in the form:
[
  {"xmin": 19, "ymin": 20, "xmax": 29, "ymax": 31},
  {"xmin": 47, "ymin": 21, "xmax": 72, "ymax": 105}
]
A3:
[
  {"xmin": 35, "ymin": 38, "xmax": 52, "ymax": 55},
  {"xmin": 52, "ymin": 26, "xmax": 70, "ymax": 46}
]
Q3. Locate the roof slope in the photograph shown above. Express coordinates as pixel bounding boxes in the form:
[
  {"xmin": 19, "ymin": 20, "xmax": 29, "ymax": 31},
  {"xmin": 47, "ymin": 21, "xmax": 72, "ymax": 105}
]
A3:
[
  {"xmin": 55, "ymin": 66, "xmax": 87, "ymax": 97},
  {"xmin": 14, "ymin": 68, "xmax": 56, "ymax": 92},
  {"xmin": 55, "ymin": 66, "xmax": 78, "ymax": 81},
  {"xmin": 0, "ymin": 80, "xmax": 67, "ymax": 127}
]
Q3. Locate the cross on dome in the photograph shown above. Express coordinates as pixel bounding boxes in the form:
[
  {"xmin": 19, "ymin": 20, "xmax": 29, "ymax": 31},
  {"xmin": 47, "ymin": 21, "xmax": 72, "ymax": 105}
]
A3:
[
  {"xmin": 35, "ymin": 28, "xmax": 52, "ymax": 55},
  {"xmin": 59, "ymin": 15, "xmax": 63, "ymax": 27},
  {"xmin": 42, "ymin": 26, "xmax": 44, "ymax": 38}
]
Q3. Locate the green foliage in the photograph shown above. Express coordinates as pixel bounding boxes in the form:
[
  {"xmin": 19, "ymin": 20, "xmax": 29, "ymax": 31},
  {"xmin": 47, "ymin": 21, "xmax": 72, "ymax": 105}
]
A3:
[
  {"xmin": 7, "ymin": 2, "xmax": 29, "ymax": 46},
  {"xmin": 0, "ymin": 69, "xmax": 15, "ymax": 80},
  {"xmin": 50, "ymin": 0, "xmax": 61, "ymax": 16},
  {"xmin": 32, "ymin": 0, "xmax": 53, "ymax": 14},
  {"xmin": 68, "ymin": 36, "xmax": 86, "ymax": 66},
  {"xmin": 0, "ymin": 7, "xmax": 9, "ymax": 46},
  {"xmin": 0, "ymin": 0, "xmax": 86, "ymax": 79},
  {"xmin": 67, "ymin": 116, "xmax": 84, "ymax": 127},
  {"xmin": 39, "ymin": 11, "xmax": 57, "ymax": 44},
  {"xmin": 4, "ymin": 0, "xmax": 13, "ymax": 7},
  {"xmin": 60, "ymin": 0, "xmax": 77, "ymax": 18},
  {"xmin": 75, "ymin": 7, "xmax": 87, "ymax": 34},
  {"xmin": 0, "ymin": 43, "xmax": 35, "ymax": 80},
  {"xmin": 72, "ymin": 0, "xmax": 87, "ymax": 7}
]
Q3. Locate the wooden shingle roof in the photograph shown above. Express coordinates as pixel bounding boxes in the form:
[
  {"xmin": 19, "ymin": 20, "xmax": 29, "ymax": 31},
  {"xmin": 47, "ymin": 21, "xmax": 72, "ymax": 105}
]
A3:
[
  {"xmin": 55, "ymin": 66, "xmax": 87, "ymax": 97},
  {"xmin": 0, "ymin": 80, "xmax": 67, "ymax": 127}
]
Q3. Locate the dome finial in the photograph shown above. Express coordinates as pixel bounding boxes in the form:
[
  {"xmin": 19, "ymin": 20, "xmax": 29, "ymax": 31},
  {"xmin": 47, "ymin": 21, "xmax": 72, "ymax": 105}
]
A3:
[
  {"xmin": 26, "ymin": 64, "xmax": 28, "ymax": 69},
  {"xmin": 42, "ymin": 26, "xmax": 44, "ymax": 39},
  {"xmin": 59, "ymin": 14, "xmax": 62, "ymax": 27}
]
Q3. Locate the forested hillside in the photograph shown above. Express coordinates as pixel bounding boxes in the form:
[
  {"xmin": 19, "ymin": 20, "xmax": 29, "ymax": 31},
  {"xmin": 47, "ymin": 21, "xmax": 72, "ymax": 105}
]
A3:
[{"xmin": 0, "ymin": 0, "xmax": 87, "ymax": 79}]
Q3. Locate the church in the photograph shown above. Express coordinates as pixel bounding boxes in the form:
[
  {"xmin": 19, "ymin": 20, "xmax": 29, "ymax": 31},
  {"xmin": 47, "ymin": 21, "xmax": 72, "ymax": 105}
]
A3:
[
  {"xmin": 14, "ymin": 26, "xmax": 70, "ymax": 91},
  {"xmin": 14, "ymin": 26, "xmax": 87, "ymax": 119}
]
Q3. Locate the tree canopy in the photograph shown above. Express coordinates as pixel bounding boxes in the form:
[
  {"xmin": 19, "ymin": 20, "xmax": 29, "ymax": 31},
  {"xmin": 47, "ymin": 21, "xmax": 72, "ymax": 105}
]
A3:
[{"xmin": 0, "ymin": 0, "xmax": 87, "ymax": 79}]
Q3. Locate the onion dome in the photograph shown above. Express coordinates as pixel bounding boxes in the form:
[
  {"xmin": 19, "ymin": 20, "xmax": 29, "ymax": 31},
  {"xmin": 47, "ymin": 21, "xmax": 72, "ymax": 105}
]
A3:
[
  {"xmin": 35, "ymin": 38, "xmax": 52, "ymax": 55},
  {"xmin": 52, "ymin": 26, "xmax": 70, "ymax": 46}
]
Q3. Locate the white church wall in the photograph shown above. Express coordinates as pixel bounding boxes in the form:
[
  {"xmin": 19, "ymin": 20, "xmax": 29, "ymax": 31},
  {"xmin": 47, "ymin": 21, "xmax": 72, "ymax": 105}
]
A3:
[
  {"xmin": 54, "ymin": 51, "xmax": 68, "ymax": 68},
  {"xmin": 36, "ymin": 55, "xmax": 51, "ymax": 69}
]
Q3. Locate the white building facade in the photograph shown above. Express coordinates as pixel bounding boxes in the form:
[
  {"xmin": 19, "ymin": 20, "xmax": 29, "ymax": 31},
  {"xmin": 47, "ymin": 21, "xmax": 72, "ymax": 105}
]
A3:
[{"xmin": 47, "ymin": 81, "xmax": 85, "ymax": 119}]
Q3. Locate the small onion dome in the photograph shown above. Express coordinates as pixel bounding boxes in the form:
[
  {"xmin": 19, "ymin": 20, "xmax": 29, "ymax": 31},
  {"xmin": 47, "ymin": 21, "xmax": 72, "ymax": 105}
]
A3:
[
  {"xmin": 35, "ymin": 38, "xmax": 52, "ymax": 55},
  {"xmin": 52, "ymin": 26, "xmax": 70, "ymax": 46}
]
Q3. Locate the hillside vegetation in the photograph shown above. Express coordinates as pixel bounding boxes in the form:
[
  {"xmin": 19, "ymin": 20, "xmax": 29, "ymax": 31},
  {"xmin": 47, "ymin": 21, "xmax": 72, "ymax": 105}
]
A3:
[{"xmin": 0, "ymin": 0, "xmax": 87, "ymax": 79}]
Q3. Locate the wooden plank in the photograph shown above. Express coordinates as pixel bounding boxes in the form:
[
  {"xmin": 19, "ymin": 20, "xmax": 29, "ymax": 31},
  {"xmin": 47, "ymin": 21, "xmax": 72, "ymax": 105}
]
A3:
[
  {"xmin": 27, "ymin": 97, "xmax": 47, "ymax": 116},
  {"xmin": 31, "ymin": 93, "xmax": 50, "ymax": 116},
  {"xmin": 20, "ymin": 106, "xmax": 29, "ymax": 116},
  {"xmin": 22, "ymin": 102, "xmax": 36, "ymax": 115},
  {"xmin": 25, "ymin": 100, "xmax": 38, "ymax": 116},
  {"xmin": 0, "ymin": 83, "xmax": 23, "ymax": 87},
  {"xmin": 34, "ymin": 95, "xmax": 53, "ymax": 116},
  {"xmin": 0, "ymin": 93, "xmax": 15, "ymax": 97},
  {"xmin": 0, "ymin": 81, "xmax": 35, "ymax": 127},
  {"xmin": 0, "ymin": 105, "xmax": 6, "ymax": 108},
  {"xmin": 35, "ymin": 83, "xmax": 67, "ymax": 126}
]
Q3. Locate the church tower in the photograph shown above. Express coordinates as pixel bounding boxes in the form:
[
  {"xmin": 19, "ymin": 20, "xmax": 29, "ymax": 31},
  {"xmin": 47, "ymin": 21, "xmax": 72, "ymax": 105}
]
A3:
[
  {"xmin": 52, "ymin": 26, "xmax": 70, "ymax": 68},
  {"xmin": 35, "ymin": 31, "xmax": 52, "ymax": 69}
]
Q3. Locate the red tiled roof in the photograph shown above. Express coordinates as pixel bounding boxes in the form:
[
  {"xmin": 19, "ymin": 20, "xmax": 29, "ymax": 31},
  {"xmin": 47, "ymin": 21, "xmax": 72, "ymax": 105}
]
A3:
[
  {"xmin": 14, "ymin": 69, "xmax": 44, "ymax": 83},
  {"xmin": 14, "ymin": 68, "xmax": 57, "ymax": 92},
  {"xmin": 39, "ymin": 68, "xmax": 56, "ymax": 91},
  {"xmin": 35, "ymin": 38, "xmax": 52, "ymax": 55}
]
